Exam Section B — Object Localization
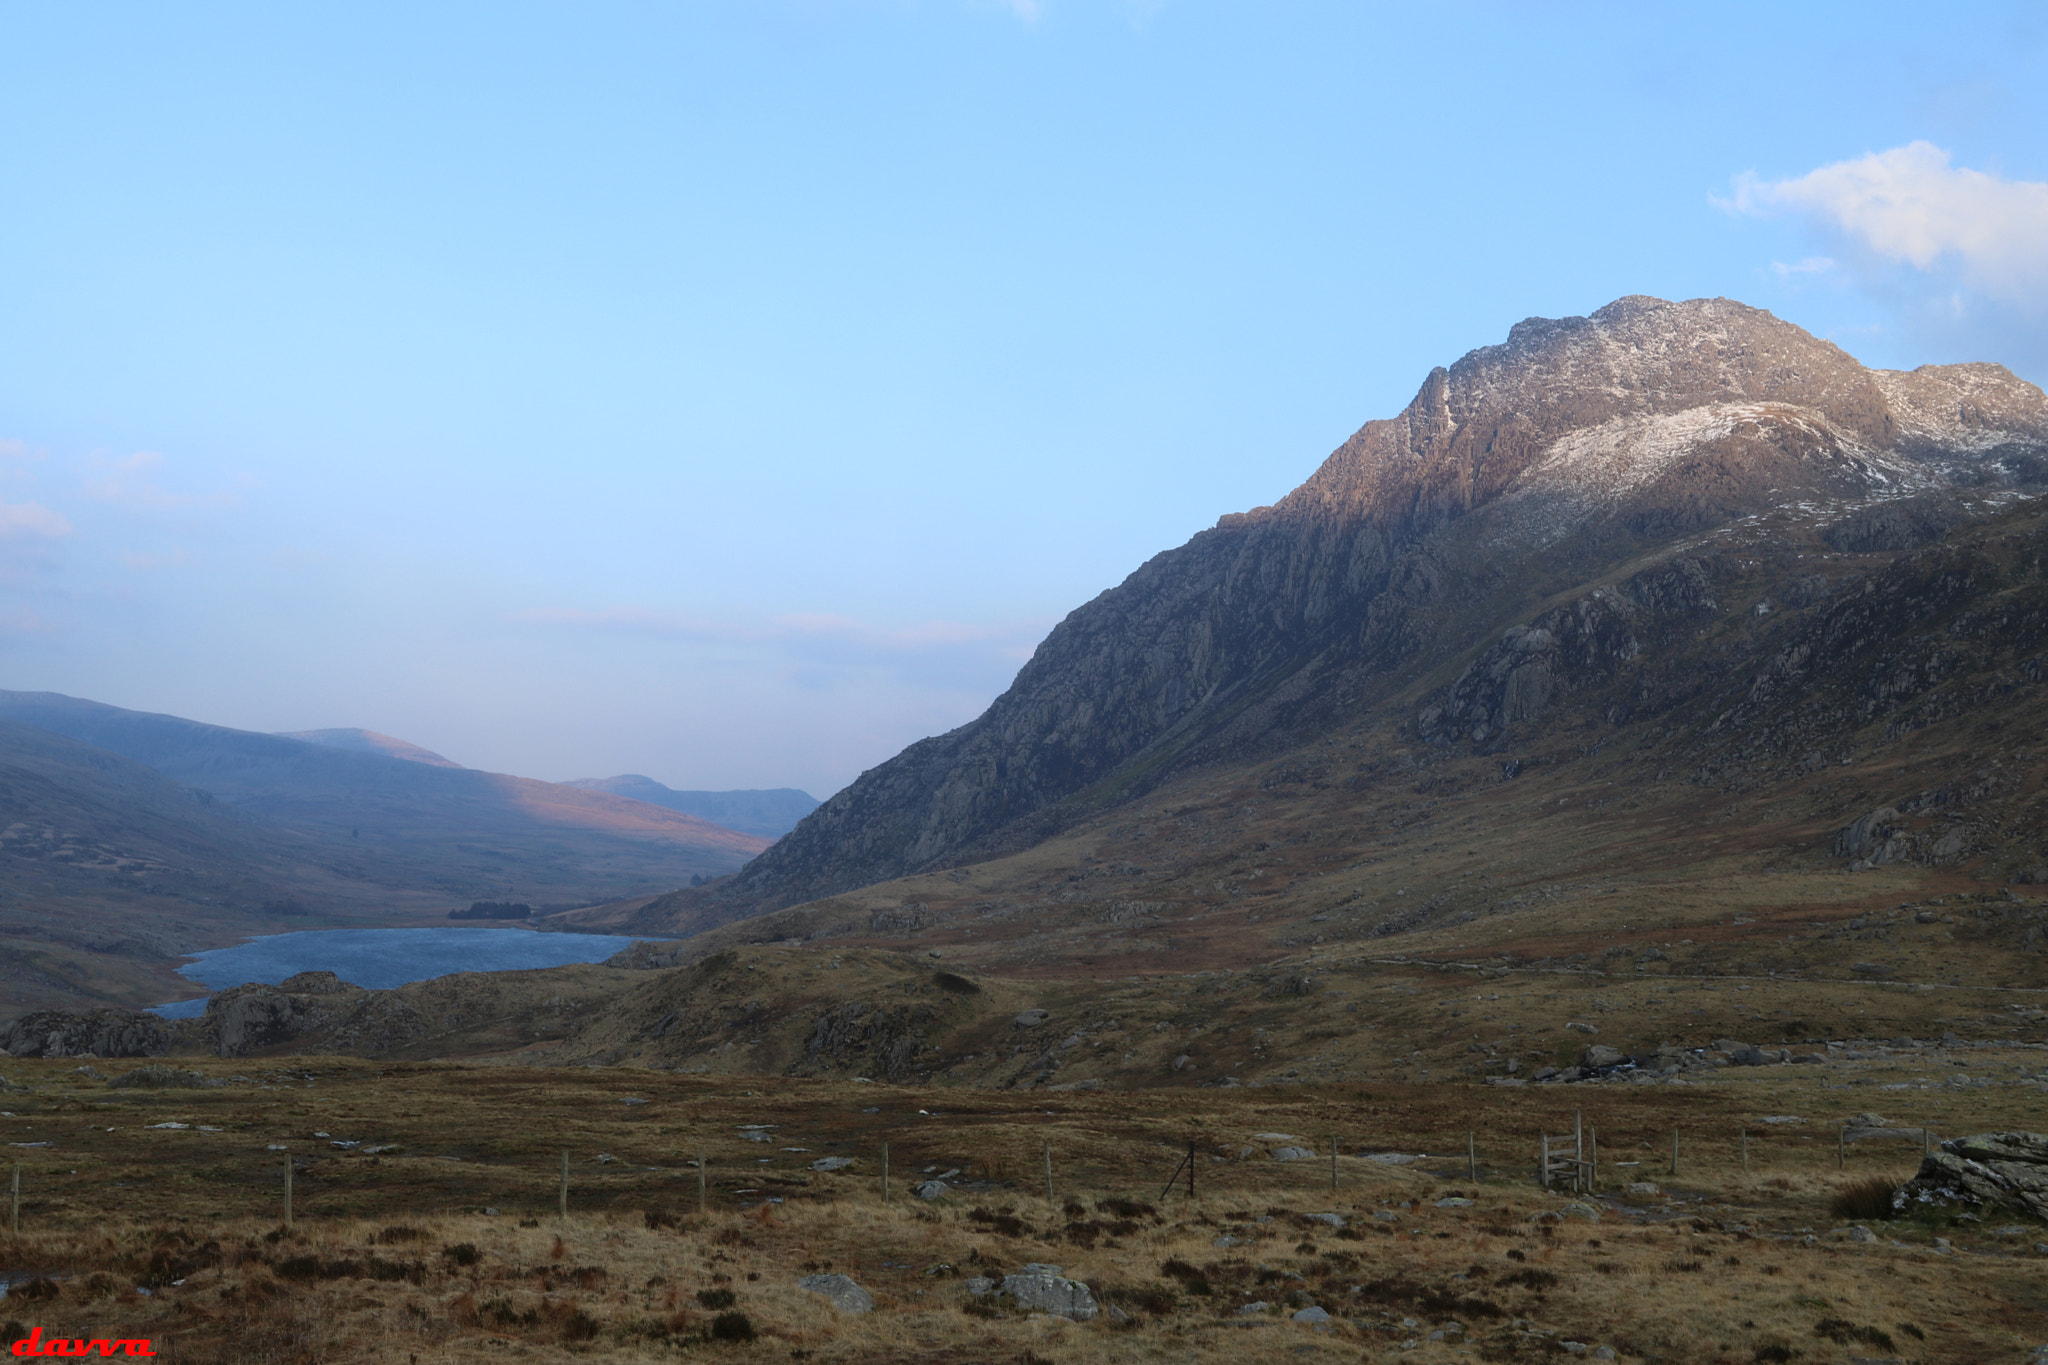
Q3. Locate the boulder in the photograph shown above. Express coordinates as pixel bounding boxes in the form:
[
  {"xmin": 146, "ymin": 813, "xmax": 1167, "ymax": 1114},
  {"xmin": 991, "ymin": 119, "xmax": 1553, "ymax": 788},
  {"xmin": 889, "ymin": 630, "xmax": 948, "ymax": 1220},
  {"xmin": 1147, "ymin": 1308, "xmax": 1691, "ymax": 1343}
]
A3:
[
  {"xmin": 1304, "ymin": 1212, "xmax": 1346, "ymax": 1228},
  {"xmin": 1270, "ymin": 1145, "xmax": 1316, "ymax": 1162},
  {"xmin": 109, "ymin": 1064, "xmax": 212, "ymax": 1089},
  {"xmin": 810, "ymin": 1156, "xmax": 856, "ymax": 1172},
  {"xmin": 998, "ymin": 1270, "xmax": 1097, "ymax": 1321},
  {"xmin": 1293, "ymin": 1306, "xmax": 1332, "ymax": 1326},
  {"xmin": 1582, "ymin": 1044, "xmax": 1625, "ymax": 1068},
  {"xmin": 1895, "ymin": 1132, "xmax": 2048, "ymax": 1220},
  {"xmin": 914, "ymin": 1180, "xmax": 950, "ymax": 1200},
  {"xmin": 1014, "ymin": 1009, "xmax": 1051, "ymax": 1029},
  {"xmin": 798, "ymin": 1273, "xmax": 874, "ymax": 1313}
]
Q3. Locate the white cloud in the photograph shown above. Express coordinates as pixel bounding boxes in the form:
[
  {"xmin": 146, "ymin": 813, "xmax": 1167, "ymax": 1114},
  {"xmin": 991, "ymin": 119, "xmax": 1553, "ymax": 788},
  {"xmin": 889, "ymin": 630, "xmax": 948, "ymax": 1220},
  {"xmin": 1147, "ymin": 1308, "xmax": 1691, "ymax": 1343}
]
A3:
[
  {"xmin": 0, "ymin": 499, "xmax": 72, "ymax": 541},
  {"xmin": 1725, "ymin": 142, "xmax": 2048, "ymax": 309}
]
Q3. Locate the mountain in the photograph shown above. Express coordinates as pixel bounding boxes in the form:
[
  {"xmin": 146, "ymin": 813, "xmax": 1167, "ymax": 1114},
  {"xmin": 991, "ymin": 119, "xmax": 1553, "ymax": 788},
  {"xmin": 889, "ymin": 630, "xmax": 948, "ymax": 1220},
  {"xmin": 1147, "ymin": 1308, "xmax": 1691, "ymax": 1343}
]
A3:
[
  {"xmin": 0, "ymin": 692, "xmax": 771, "ymax": 911},
  {"xmin": 562, "ymin": 776, "xmax": 819, "ymax": 839},
  {"xmin": 636, "ymin": 295, "xmax": 2048, "ymax": 932},
  {"xmin": 279, "ymin": 727, "xmax": 461, "ymax": 767}
]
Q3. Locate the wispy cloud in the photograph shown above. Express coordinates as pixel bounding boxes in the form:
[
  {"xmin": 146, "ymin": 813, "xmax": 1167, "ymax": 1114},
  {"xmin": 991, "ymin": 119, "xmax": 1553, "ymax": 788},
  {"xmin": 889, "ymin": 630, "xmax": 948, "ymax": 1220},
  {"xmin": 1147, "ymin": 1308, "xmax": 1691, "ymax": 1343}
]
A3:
[
  {"xmin": 119, "ymin": 546, "xmax": 194, "ymax": 571},
  {"xmin": 83, "ymin": 451, "xmax": 241, "ymax": 510},
  {"xmin": 0, "ymin": 499, "xmax": 72, "ymax": 541},
  {"xmin": 518, "ymin": 605, "xmax": 1042, "ymax": 657},
  {"xmin": 1770, "ymin": 255, "xmax": 1836, "ymax": 278},
  {"xmin": 1723, "ymin": 142, "xmax": 2048, "ymax": 309},
  {"xmin": 515, "ymin": 605, "xmax": 1048, "ymax": 697}
]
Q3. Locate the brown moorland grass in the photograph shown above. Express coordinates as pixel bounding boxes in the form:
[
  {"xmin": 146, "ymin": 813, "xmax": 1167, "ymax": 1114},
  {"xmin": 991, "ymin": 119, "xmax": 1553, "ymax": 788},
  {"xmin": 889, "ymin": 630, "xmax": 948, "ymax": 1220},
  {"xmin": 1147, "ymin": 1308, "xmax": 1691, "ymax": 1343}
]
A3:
[{"xmin": 0, "ymin": 1058, "xmax": 2042, "ymax": 1363}]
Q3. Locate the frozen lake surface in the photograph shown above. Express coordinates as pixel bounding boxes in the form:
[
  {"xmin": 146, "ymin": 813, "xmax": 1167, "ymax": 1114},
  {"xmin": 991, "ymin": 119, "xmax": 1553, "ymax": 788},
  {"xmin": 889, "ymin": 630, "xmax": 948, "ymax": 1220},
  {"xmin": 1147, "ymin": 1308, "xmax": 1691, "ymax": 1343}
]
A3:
[{"xmin": 152, "ymin": 927, "xmax": 642, "ymax": 1018}]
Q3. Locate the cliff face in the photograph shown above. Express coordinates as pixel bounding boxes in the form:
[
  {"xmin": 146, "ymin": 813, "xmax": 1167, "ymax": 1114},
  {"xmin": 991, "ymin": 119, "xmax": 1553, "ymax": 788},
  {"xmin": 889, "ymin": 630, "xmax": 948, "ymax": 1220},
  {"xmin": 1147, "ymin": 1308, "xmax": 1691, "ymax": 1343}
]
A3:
[{"xmin": 703, "ymin": 297, "xmax": 2048, "ymax": 917}]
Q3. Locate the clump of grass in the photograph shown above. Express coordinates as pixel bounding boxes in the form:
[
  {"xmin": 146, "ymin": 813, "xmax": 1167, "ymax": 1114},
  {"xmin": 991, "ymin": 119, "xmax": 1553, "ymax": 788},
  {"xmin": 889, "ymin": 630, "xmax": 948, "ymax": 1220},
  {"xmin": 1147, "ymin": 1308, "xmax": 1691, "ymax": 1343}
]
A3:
[
  {"xmin": 696, "ymin": 1287, "xmax": 736, "ymax": 1310},
  {"xmin": 1814, "ymin": 1318, "xmax": 1895, "ymax": 1352},
  {"xmin": 1828, "ymin": 1176, "xmax": 1898, "ymax": 1222},
  {"xmin": 709, "ymin": 1310, "xmax": 754, "ymax": 1341},
  {"xmin": 442, "ymin": 1241, "xmax": 481, "ymax": 1267}
]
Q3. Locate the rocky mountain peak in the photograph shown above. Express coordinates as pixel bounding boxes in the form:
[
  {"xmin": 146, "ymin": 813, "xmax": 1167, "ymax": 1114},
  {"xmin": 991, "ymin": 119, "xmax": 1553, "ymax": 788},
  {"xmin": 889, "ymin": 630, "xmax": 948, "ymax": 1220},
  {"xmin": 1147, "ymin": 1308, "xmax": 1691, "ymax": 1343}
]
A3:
[{"xmin": 1273, "ymin": 296, "xmax": 2047, "ymax": 546}]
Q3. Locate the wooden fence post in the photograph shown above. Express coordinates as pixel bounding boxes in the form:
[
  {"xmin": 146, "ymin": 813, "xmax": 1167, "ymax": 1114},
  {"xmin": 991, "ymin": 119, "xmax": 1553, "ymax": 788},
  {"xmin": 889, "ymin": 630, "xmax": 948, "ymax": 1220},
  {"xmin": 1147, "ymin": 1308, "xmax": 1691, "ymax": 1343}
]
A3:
[
  {"xmin": 882, "ymin": 1141, "xmax": 890, "ymax": 1203},
  {"xmin": 283, "ymin": 1155, "xmax": 294, "ymax": 1229},
  {"xmin": 1540, "ymin": 1134, "xmax": 1550, "ymax": 1189},
  {"xmin": 1837, "ymin": 1124, "xmax": 1845, "ymax": 1170},
  {"xmin": 1042, "ymin": 1139, "xmax": 1055, "ymax": 1205},
  {"xmin": 559, "ymin": 1151, "xmax": 569, "ymax": 1221},
  {"xmin": 697, "ymin": 1150, "xmax": 707, "ymax": 1215},
  {"xmin": 1669, "ymin": 1129, "xmax": 1678, "ymax": 1177}
]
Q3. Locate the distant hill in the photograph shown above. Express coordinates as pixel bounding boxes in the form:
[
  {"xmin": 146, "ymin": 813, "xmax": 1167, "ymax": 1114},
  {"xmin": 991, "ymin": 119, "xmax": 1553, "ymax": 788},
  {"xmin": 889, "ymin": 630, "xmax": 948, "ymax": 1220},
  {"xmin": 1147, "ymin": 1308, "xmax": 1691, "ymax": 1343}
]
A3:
[
  {"xmin": 278, "ymin": 727, "xmax": 461, "ymax": 768},
  {"xmin": 0, "ymin": 716, "xmax": 361, "ymax": 1016},
  {"xmin": 562, "ymin": 776, "xmax": 818, "ymax": 839},
  {"xmin": 0, "ymin": 691, "xmax": 771, "ymax": 918}
]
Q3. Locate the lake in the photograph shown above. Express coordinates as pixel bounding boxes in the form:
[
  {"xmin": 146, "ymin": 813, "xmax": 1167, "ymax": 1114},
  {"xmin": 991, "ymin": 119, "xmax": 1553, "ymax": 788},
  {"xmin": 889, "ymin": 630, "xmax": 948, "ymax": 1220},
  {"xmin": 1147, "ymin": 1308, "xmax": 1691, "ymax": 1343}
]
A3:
[{"xmin": 152, "ymin": 927, "xmax": 645, "ymax": 1017}]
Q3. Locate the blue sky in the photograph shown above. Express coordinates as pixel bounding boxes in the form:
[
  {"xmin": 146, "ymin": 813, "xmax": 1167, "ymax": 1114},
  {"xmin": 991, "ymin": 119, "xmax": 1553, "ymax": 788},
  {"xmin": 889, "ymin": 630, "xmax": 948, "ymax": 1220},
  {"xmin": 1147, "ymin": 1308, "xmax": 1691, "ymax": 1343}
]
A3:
[{"xmin": 2, "ymin": 1, "xmax": 2044, "ymax": 798}]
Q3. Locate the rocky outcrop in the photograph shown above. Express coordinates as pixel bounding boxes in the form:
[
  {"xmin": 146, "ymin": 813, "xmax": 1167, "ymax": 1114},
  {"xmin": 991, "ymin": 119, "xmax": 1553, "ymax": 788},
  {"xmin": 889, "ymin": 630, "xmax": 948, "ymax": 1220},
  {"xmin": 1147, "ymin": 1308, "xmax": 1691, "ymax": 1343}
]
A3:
[
  {"xmin": 669, "ymin": 296, "xmax": 2048, "ymax": 920},
  {"xmin": 1895, "ymin": 1132, "xmax": 2048, "ymax": 1219},
  {"xmin": 0, "ymin": 1009, "xmax": 178, "ymax": 1059},
  {"xmin": 201, "ymin": 973, "xmax": 370, "ymax": 1057},
  {"xmin": 800, "ymin": 1001, "xmax": 940, "ymax": 1082}
]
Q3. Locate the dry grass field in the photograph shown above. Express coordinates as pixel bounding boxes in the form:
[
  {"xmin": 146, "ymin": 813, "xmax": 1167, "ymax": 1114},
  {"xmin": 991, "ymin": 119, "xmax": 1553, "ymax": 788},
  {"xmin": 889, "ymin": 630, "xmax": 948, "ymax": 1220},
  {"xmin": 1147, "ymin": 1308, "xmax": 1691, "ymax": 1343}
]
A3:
[{"xmin": 1, "ymin": 1056, "xmax": 2044, "ymax": 1364}]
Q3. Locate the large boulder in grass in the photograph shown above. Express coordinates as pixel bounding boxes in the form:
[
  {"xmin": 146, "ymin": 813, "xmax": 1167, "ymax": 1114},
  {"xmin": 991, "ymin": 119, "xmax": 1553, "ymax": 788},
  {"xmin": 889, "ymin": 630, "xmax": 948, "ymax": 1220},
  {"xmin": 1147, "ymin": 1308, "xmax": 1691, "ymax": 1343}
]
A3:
[
  {"xmin": 1894, "ymin": 1132, "xmax": 2048, "ymax": 1220},
  {"xmin": 998, "ymin": 1270, "xmax": 1098, "ymax": 1321}
]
